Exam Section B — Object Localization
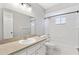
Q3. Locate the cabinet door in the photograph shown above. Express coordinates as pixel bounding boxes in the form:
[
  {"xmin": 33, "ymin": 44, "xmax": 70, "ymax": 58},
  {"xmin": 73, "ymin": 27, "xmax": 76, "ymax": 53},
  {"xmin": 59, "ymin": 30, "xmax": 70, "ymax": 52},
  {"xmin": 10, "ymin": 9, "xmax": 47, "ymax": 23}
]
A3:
[
  {"xmin": 26, "ymin": 43, "xmax": 41, "ymax": 55},
  {"xmin": 35, "ymin": 45, "xmax": 46, "ymax": 55}
]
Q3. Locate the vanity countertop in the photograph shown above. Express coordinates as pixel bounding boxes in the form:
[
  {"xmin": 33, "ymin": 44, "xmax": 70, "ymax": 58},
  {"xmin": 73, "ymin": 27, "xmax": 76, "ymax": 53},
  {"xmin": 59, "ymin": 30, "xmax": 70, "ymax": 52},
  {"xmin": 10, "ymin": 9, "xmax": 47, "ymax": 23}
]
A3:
[{"xmin": 0, "ymin": 36, "xmax": 46, "ymax": 55}]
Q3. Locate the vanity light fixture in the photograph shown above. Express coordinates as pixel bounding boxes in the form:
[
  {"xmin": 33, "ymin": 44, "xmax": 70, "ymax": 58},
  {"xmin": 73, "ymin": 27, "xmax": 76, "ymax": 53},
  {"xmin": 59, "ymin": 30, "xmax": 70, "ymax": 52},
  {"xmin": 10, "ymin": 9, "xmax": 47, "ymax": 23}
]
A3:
[{"xmin": 20, "ymin": 3, "xmax": 32, "ymax": 12}]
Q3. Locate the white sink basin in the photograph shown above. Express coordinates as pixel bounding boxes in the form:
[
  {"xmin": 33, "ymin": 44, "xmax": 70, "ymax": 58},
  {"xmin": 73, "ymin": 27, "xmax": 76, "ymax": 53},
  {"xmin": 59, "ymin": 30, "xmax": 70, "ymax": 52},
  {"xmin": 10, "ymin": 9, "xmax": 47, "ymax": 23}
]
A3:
[
  {"xmin": 40, "ymin": 35, "xmax": 48, "ymax": 39},
  {"xmin": 18, "ymin": 38, "xmax": 36, "ymax": 45}
]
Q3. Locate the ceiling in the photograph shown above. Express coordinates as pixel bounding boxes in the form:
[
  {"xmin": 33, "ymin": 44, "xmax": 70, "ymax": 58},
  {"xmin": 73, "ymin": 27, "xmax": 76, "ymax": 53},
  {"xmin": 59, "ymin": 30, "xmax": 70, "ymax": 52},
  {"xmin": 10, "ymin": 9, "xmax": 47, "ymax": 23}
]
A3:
[
  {"xmin": 38, "ymin": 3, "xmax": 79, "ymax": 13},
  {"xmin": 38, "ymin": 3, "xmax": 58, "ymax": 10}
]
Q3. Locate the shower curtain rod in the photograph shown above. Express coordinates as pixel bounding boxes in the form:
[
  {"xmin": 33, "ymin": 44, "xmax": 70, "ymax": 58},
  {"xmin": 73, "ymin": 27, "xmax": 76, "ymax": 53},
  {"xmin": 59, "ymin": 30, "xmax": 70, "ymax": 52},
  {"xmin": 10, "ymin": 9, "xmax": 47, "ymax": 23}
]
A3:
[{"xmin": 45, "ymin": 10, "xmax": 79, "ymax": 19}]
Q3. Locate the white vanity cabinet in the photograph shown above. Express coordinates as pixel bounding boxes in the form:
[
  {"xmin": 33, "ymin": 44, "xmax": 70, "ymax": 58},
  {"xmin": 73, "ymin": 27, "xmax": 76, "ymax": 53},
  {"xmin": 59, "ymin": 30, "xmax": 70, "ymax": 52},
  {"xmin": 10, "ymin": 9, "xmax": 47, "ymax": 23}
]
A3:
[
  {"xmin": 34, "ymin": 41, "xmax": 46, "ymax": 55},
  {"xmin": 26, "ymin": 40, "xmax": 46, "ymax": 55},
  {"xmin": 35, "ymin": 45, "xmax": 46, "ymax": 55},
  {"xmin": 12, "ymin": 40, "xmax": 46, "ymax": 55}
]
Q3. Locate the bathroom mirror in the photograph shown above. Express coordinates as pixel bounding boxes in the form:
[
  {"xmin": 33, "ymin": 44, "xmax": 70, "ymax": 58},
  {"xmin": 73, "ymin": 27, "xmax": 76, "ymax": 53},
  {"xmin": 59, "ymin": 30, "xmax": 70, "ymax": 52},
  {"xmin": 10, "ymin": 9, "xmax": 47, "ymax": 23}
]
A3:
[{"xmin": 2, "ymin": 8, "xmax": 33, "ymax": 40}]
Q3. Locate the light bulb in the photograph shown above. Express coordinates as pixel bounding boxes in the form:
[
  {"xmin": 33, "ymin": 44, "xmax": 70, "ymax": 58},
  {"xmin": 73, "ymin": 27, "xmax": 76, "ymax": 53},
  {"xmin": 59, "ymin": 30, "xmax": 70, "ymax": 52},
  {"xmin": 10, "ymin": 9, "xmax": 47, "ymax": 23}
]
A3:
[
  {"xmin": 23, "ymin": 4, "xmax": 26, "ymax": 7},
  {"xmin": 27, "ymin": 7, "xmax": 32, "ymax": 12}
]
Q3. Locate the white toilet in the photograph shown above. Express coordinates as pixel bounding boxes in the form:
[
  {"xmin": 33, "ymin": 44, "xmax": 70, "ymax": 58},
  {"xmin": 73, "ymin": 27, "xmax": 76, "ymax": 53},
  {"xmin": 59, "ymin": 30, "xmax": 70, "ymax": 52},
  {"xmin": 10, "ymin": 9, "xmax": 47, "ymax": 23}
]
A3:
[
  {"xmin": 45, "ymin": 42, "xmax": 61, "ymax": 55},
  {"xmin": 40, "ymin": 35, "xmax": 62, "ymax": 55}
]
